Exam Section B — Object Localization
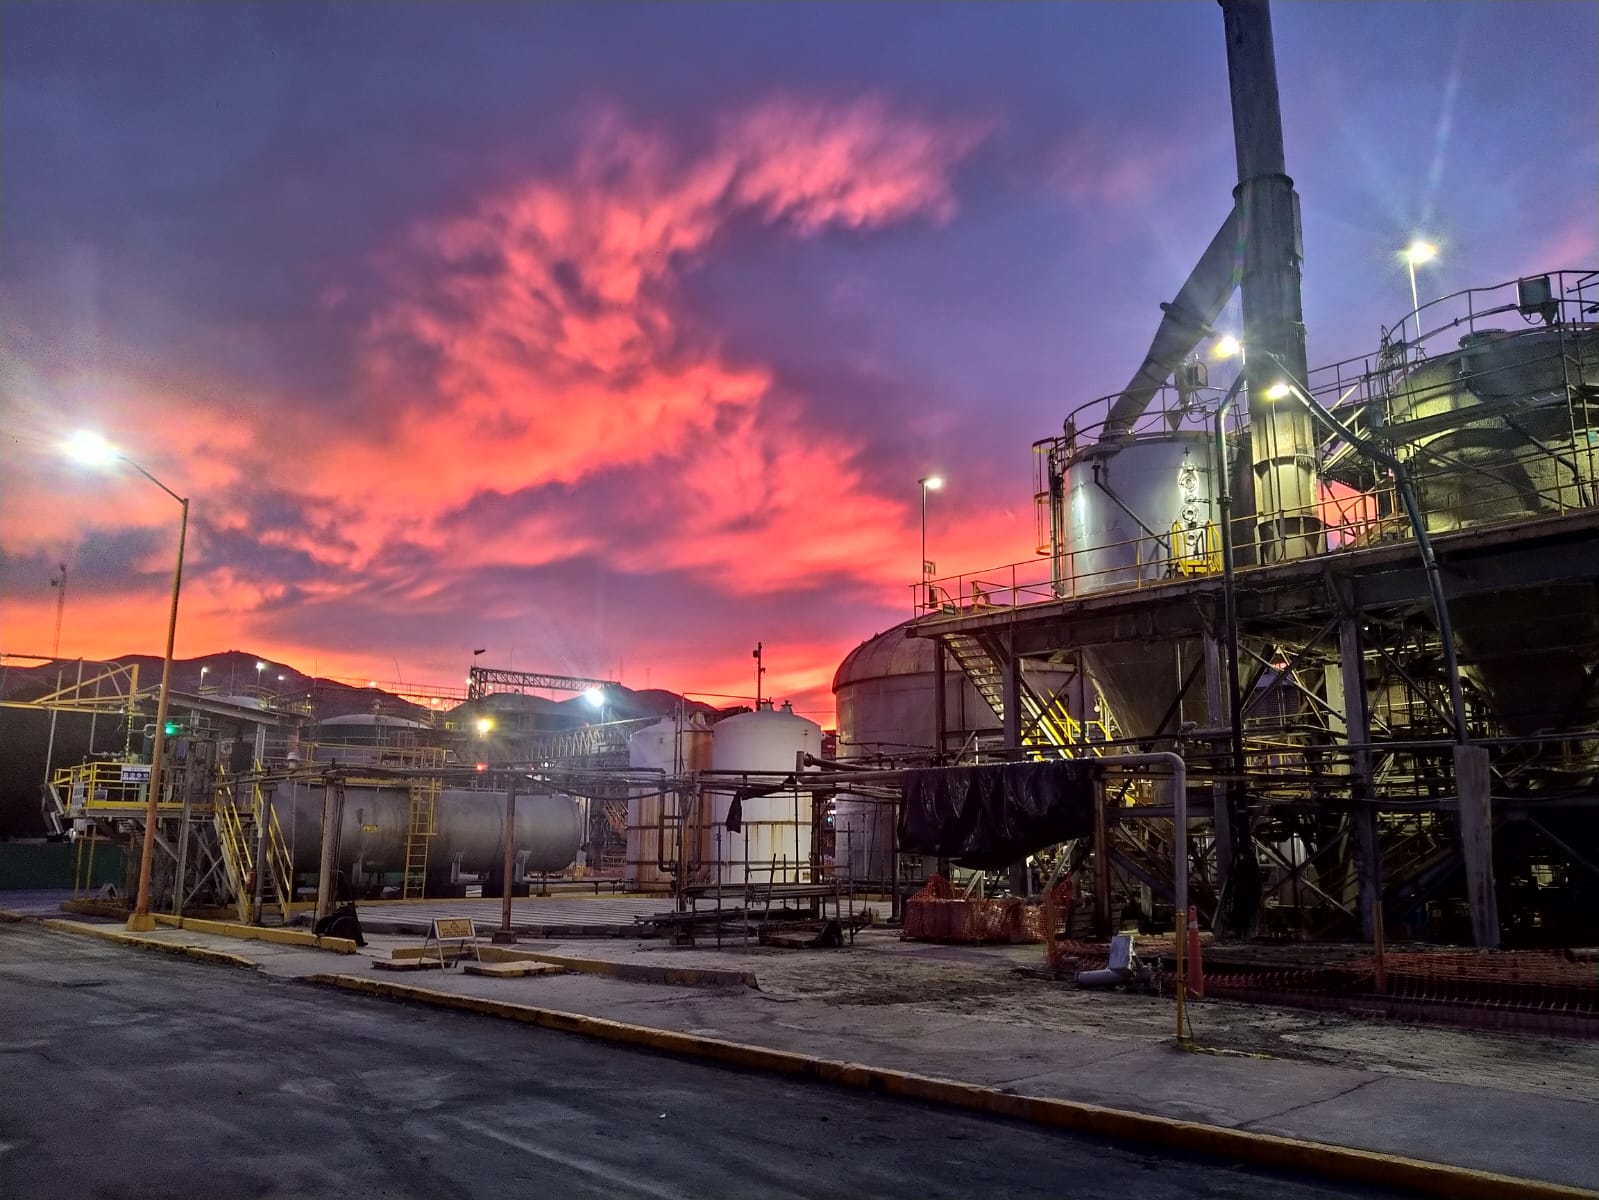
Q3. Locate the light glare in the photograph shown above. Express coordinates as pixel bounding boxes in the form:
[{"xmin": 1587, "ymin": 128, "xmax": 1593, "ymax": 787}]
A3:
[
  {"xmin": 1212, "ymin": 335, "xmax": 1242, "ymax": 359},
  {"xmin": 1405, "ymin": 240, "xmax": 1437, "ymax": 266},
  {"xmin": 583, "ymin": 686, "xmax": 606, "ymax": 708},
  {"xmin": 1266, "ymin": 382, "xmax": 1292, "ymax": 400},
  {"xmin": 63, "ymin": 431, "xmax": 118, "ymax": 465},
  {"xmin": 921, "ymin": 476, "xmax": 944, "ymax": 491}
]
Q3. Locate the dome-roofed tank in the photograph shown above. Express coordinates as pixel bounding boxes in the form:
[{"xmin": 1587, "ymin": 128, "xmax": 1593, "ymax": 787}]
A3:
[
  {"xmin": 626, "ymin": 714, "xmax": 713, "ymax": 892},
  {"xmin": 831, "ymin": 621, "xmax": 1084, "ymax": 882},
  {"xmin": 710, "ymin": 702, "xmax": 821, "ymax": 886}
]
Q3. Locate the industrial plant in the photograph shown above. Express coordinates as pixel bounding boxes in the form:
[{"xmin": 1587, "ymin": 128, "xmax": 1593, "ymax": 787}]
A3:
[{"xmin": 4, "ymin": 0, "xmax": 1596, "ymax": 1036}]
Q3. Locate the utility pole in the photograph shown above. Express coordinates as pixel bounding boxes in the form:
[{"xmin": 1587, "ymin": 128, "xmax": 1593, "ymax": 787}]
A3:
[{"xmin": 753, "ymin": 643, "xmax": 766, "ymax": 708}]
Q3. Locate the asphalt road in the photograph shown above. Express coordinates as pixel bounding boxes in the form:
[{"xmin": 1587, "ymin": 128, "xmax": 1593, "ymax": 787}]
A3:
[{"xmin": 0, "ymin": 923, "xmax": 1401, "ymax": 1200}]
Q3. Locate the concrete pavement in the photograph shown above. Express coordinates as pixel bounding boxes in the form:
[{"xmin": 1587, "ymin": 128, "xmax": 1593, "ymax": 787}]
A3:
[
  {"xmin": 2, "ymin": 923, "xmax": 1397, "ymax": 1200},
  {"xmin": 8, "ymin": 911, "xmax": 1597, "ymax": 1193}
]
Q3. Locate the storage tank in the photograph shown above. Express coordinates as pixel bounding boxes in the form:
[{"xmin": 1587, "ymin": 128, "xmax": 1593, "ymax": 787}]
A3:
[
  {"xmin": 1386, "ymin": 323, "xmax": 1599, "ymax": 736},
  {"xmin": 1059, "ymin": 432, "xmax": 1224, "ymax": 738},
  {"xmin": 270, "ymin": 783, "xmax": 582, "ymax": 887},
  {"xmin": 709, "ymin": 702, "xmax": 821, "ymax": 886},
  {"xmin": 831, "ymin": 621, "xmax": 1084, "ymax": 882},
  {"xmin": 626, "ymin": 714, "xmax": 713, "ymax": 892},
  {"xmin": 1387, "ymin": 326, "xmax": 1599, "ymax": 534}
]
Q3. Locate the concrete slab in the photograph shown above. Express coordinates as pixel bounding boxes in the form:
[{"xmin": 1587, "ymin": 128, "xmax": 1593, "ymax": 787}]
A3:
[{"xmin": 462, "ymin": 961, "xmax": 563, "ymax": 978}]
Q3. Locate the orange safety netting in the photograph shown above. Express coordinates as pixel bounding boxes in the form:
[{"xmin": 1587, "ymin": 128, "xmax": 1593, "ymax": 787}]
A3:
[{"xmin": 904, "ymin": 874, "xmax": 1074, "ymax": 946}]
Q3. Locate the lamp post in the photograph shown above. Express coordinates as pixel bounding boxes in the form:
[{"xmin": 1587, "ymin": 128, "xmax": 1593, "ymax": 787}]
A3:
[
  {"xmin": 255, "ymin": 660, "xmax": 267, "ymax": 691},
  {"xmin": 918, "ymin": 475, "xmax": 943, "ymax": 609},
  {"xmin": 63, "ymin": 431, "xmax": 188, "ymax": 933},
  {"xmin": 1403, "ymin": 240, "xmax": 1437, "ymax": 344}
]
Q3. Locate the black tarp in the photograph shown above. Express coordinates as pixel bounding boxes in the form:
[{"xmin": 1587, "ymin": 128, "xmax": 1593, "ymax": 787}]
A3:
[{"xmin": 897, "ymin": 761, "xmax": 1099, "ymax": 869}]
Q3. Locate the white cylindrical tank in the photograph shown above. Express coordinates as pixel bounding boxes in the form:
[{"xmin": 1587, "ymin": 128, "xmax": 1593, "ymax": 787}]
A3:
[
  {"xmin": 1062, "ymin": 432, "xmax": 1222, "ymax": 738},
  {"xmin": 709, "ymin": 702, "xmax": 822, "ymax": 886},
  {"xmin": 626, "ymin": 714, "xmax": 713, "ymax": 892}
]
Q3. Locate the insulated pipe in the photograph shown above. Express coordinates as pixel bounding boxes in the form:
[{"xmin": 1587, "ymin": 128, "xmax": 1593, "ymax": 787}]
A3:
[
  {"xmin": 1262, "ymin": 360, "xmax": 1469, "ymax": 744},
  {"xmin": 1104, "ymin": 209, "xmax": 1241, "ymax": 437}
]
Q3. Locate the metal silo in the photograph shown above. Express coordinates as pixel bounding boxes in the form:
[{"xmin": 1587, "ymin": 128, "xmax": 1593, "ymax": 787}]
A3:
[
  {"xmin": 709, "ymin": 702, "xmax": 822, "ymax": 887},
  {"xmin": 831, "ymin": 621, "xmax": 1083, "ymax": 881},
  {"xmin": 1059, "ymin": 432, "xmax": 1225, "ymax": 738},
  {"xmin": 1386, "ymin": 320, "xmax": 1599, "ymax": 735},
  {"xmin": 626, "ymin": 714, "xmax": 712, "ymax": 892}
]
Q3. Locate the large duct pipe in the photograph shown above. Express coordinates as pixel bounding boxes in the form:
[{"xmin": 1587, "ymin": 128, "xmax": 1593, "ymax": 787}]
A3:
[
  {"xmin": 1103, "ymin": 210, "xmax": 1242, "ymax": 438},
  {"xmin": 1221, "ymin": 0, "xmax": 1323, "ymax": 561}
]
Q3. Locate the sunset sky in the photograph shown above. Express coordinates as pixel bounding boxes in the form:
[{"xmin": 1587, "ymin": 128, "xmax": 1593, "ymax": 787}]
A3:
[{"xmin": 2, "ymin": 2, "xmax": 1595, "ymax": 723}]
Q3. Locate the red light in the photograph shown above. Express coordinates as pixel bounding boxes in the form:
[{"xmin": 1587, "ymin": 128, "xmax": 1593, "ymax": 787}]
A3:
[{"xmin": 475, "ymin": 761, "xmax": 488, "ymax": 772}]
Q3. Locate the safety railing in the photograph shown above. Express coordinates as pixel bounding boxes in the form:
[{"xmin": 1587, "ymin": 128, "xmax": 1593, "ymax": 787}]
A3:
[
  {"xmin": 923, "ymin": 406, "xmax": 1595, "ymax": 620},
  {"xmin": 49, "ymin": 761, "xmax": 188, "ymax": 814},
  {"xmin": 964, "ymin": 267, "xmax": 1597, "ymax": 621}
]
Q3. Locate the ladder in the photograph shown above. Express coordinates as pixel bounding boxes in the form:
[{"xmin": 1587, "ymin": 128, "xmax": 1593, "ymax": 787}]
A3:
[
  {"xmin": 937, "ymin": 631, "xmax": 1105, "ymax": 758},
  {"xmin": 401, "ymin": 778, "xmax": 439, "ymax": 898}
]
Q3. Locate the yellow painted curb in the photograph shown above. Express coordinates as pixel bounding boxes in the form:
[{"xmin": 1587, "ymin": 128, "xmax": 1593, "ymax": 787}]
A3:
[
  {"xmin": 307, "ymin": 973, "xmax": 1598, "ymax": 1200},
  {"xmin": 151, "ymin": 913, "xmax": 357, "ymax": 955},
  {"xmin": 39, "ymin": 918, "xmax": 258, "ymax": 970}
]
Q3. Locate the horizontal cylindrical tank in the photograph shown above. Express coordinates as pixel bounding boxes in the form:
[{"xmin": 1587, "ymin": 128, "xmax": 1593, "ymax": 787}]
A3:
[
  {"xmin": 626, "ymin": 715, "xmax": 713, "ymax": 892},
  {"xmin": 709, "ymin": 703, "xmax": 821, "ymax": 886},
  {"xmin": 270, "ymin": 783, "xmax": 581, "ymax": 878}
]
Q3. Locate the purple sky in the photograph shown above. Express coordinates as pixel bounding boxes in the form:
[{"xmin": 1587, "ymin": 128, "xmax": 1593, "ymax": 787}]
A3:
[{"xmin": 2, "ymin": 1, "xmax": 1595, "ymax": 721}]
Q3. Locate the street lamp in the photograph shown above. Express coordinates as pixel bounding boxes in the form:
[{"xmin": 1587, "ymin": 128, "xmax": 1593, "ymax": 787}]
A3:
[
  {"xmin": 255, "ymin": 660, "xmax": 267, "ymax": 689},
  {"xmin": 919, "ymin": 475, "xmax": 943, "ymax": 609},
  {"xmin": 63, "ymin": 431, "xmax": 188, "ymax": 933},
  {"xmin": 1403, "ymin": 240, "xmax": 1437, "ymax": 343}
]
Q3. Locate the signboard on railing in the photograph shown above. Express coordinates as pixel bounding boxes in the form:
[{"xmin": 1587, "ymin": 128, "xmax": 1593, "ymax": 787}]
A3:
[{"xmin": 119, "ymin": 765, "xmax": 152, "ymax": 784}]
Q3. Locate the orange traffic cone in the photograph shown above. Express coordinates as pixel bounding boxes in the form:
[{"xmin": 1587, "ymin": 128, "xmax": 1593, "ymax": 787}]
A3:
[{"xmin": 1186, "ymin": 905, "xmax": 1205, "ymax": 999}]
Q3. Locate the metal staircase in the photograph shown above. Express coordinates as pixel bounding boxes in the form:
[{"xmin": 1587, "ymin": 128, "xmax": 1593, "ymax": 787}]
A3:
[
  {"xmin": 213, "ymin": 777, "xmax": 294, "ymax": 922},
  {"xmin": 936, "ymin": 631, "xmax": 1106, "ymax": 757}
]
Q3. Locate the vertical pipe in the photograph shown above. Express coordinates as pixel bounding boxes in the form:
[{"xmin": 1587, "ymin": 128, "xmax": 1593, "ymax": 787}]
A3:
[
  {"xmin": 1174, "ymin": 907, "xmax": 1188, "ymax": 1042},
  {"xmin": 496, "ymin": 776, "xmax": 518, "ymax": 943},
  {"xmin": 1093, "ymin": 781, "xmax": 1112, "ymax": 937},
  {"xmin": 1220, "ymin": 0, "xmax": 1321, "ymax": 562},
  {"xmin": 315, "ymin": 778, "xmax": 344, "ymax": 925},
  {"xmin": 1339, "ymin": 616, "xmax": 1382, "ymax": 942},
  {"xmin": 1001, "ymin": 639, "xmax": 1022, "ymax": 757}
]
